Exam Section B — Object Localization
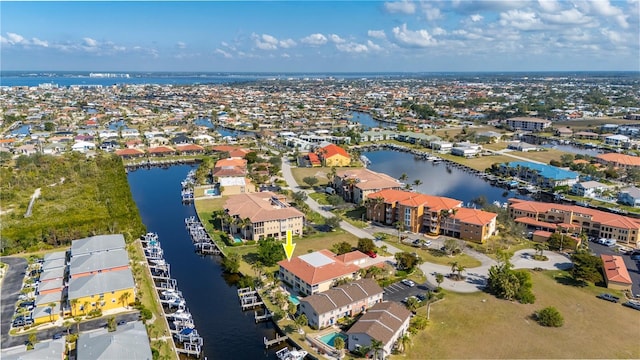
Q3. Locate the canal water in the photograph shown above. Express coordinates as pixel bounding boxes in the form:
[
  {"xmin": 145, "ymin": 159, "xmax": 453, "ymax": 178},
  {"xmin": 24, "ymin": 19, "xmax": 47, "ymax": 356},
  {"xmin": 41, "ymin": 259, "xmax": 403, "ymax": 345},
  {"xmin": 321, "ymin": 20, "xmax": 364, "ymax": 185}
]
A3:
[
  {"xmin": 127, "ymin": 165, "xmax": 280, "ymax": 360},
  {"xmin": 363, "ymin": 150, "xmax": 527, "ymax": 205},
  {"xmin": 350, "ymin": 111, "xmax": 392, "ymax": 129}
]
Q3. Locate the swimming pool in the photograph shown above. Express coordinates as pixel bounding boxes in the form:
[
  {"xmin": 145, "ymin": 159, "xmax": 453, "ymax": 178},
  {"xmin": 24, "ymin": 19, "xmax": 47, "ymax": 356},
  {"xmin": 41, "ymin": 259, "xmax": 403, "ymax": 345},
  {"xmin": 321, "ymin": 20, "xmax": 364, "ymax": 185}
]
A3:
[
  {"xmin": 233, "ymin": 237, "xmax": 242, "ymax": 243},
  {"xmin": 205, "ymin": 188, "xmax": 219, "ymax": 196},
  {"xmin": 318, "ymin": 331, "xmax": 347, "ymax": 347},
  {"xmin": 288, "ymin": 294, "xmax": 300, "ymax": 306}
]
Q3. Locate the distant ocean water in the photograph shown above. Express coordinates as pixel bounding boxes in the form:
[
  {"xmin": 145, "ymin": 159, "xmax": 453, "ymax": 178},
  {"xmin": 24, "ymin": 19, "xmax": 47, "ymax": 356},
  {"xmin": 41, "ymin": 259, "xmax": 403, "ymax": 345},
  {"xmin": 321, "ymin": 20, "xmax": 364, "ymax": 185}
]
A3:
[{"xmin": 1, "ymin": 71, "xmax": 637, "ymax": 87}]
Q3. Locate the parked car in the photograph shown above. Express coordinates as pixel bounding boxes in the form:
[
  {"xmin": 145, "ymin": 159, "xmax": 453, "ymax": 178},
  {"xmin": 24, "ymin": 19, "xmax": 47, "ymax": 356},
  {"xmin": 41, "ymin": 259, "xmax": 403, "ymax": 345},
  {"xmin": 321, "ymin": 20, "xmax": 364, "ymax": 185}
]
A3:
[
  {"xmin": 366, "ymin": 250, "xmax": 377, "ymax": 258},
  {"xmin": 412, "ymin": 239, "xmax": 421, "ymax": 247},
  {"xmin": 416, "ymin": 293, "xmax": 427, "ymax": 301},
  {"xmin": 622, "ymin": 301, "xmax": 640, "ymax": 311},
  {"xmin": 52, "ymin": 332, "xmax": 64, "ymax": 340},
  {"xmin": 597, "ymin": 293, "xmax": 620, "ymax": 303},
  {"xmin": 423, "ymin": 240, "xmax": 432, "ymax": 247},
  {"xmin": 117, "ymin": 319, "xmax": 127, "ymax": 326},
  {"xmin": 401, "ymin": 279, "xmax": 416, "ymax": 287}
]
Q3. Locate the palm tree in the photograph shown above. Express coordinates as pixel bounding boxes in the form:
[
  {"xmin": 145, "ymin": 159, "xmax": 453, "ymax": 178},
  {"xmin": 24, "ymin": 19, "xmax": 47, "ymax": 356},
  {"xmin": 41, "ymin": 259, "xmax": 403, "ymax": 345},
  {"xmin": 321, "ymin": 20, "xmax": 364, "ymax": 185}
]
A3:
[
  {"xmin": 413, "ymin": 179, "xmax": 423, "ymax": 188},
  {"xmin": 371, "ymin": 338, "xmax": 384, "ymax": 360},
  {"xmin": 251, "ymin": 261, "xmax": 264, "ymax": 278},
  {"xmin": 395, "ymin": 219, "xmax": 405, "ymax": 243},
  {"xmin": 435, "ymin": 273, "xmax": 444, "ymax": 289},
  {"xmin": 398, "ymin": 333, "xmax": 411, "ymax": 353},
  {"xmin": 399, "ymin": 173, "xmax": 408, "ymax": 182},
  {"xmin": 83, "ymin": 301, "xmax": 90, "ymax": 316},
  {"xmin": 534, "ymin": 242, "xmax": 548, "ymax": 258},
  {"xmin": 449, "ymin": 261, "xmax": 459, "ymax": 279},
  {"xmin": 122, "ymin": 291, "xmax": 131, "ymax": 309},
  {"xmin": 48, "ymin": 302, "xmax": 56, "ymax": 322},
  {"xmin": 70, "ymin": 299, "xmax": 78, "ymax": 316},
  {"xmin": 371, "ymin": 196, "xmax": 385, "ymax": 223},
  {"xmin": 455, "ymin": 264, "xmax": 467, "ymax": 280},
  {"xmin": 274, "ymin": 292, "xmax": 287, "ymax": 309},
  {"xmin": 333, "ymin": 336, "xmax": 345, "ymax": 357}
]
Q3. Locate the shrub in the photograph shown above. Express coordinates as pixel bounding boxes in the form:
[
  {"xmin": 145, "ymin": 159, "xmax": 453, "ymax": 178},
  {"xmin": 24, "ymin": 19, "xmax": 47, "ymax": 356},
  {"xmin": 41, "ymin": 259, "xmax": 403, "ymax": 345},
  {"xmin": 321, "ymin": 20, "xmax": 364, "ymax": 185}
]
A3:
[
  {"xmin": 139, "ymin": 308, "xmax": 152, "ymax": 321},
  {"xmin": 535, "ymin": 306, "xmax": 564, "ymax": 327}
]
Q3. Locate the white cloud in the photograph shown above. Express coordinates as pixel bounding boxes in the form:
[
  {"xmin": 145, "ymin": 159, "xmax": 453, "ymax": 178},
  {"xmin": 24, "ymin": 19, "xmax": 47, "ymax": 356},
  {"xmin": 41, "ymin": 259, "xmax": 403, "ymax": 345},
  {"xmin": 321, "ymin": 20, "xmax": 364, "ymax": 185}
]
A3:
[
  {"xmin": 540, "ymin": 8, "xmax": 591, "ymax": 25},
  {"xmin": 601, "ymin": 28, "xmax": 625, "ymax": 44},
  {"xmin": 281, "ymin": 53, "xmax": 290, "ymax": 58},
  {"xmin": 176, "ymin": 41, "xmax": 186, "ymax": 49},
  {"xmin": 83, "ymin": 37, "xmax": 98, "ymax": 47},
  {"xmin": 366, "ymin": 40, "xmax": 383, "ymax": 51},
  {"xmin": 336, "ymin": 41, "xmax": 368, "ymax": 53},
  {"xmin": 590, "ymin": 0, "xmax": 629, "ymax": 28},
  {"xmin": 392, "ymin": 24, "xmax": 437, "ymax": 47},
  {"xmin": 432, "ymin": 27, "xmax": 447, "ymax": 36},
  {"xmin": 537, "ymin": 0, "xmax": 561, "ymax": 13},
  {"xmin": 329, "ymin": 34, "xmax": 346, "ymax": 44},
  {"xmin": 279, "ymin": 38, "xmax": 296, "ymax": 48},
  {"xmin": 384, "ymin": 0, "xmax": 416, "ymax": 14},
  {"xmin": 420, "ymin": 3, "xmax": 443, "ymax": 21},
  {"xmin": 252, "ymin": 33, "xmax": 279, "ymax": 50},
  {"xmin": 301, "ymin": 33, "xmax": 328, "ymax": 45},
  {"xmin": 368, "ymin": 30, "xmax": 386, "ymax": 39},
  {"xmin": 215, "ymin": 48, "xmax": 233, "ymax": 58},
  {"xmin": 7, "ymin": 32, "xmax": 26, "ymax": 44},
  {"xmin": 470, "ymin": 14, "xmax": 483, "ymax": 22},
  {"xmin": 499, "ymin": 10, "xmax": 544, "ymax": 30}
]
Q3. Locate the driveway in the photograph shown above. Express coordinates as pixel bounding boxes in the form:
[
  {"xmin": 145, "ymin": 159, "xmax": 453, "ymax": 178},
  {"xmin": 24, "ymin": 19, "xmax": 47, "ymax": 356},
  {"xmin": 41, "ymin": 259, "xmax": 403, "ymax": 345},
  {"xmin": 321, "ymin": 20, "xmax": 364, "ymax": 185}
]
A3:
[{"xmin": 1, "ymin": 257, "xmax": 27, "ymax": 348}]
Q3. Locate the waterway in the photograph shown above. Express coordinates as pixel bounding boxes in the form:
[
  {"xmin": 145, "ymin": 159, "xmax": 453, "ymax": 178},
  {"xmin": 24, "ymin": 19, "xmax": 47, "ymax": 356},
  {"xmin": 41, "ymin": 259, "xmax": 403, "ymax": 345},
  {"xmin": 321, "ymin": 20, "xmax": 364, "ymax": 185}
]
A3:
[
  {"xmin": 193, "ymin": 117, "xmax": 252, "ymax": 138},
  {"xmin": 363, "ymin": 150, "xmax": 528, "ymax": 205},
  {"xmin": 127, "ymin": 165, "xmax": 280, "ymax": 360},
  {"xmin": 541, "ymin": 144, "xmax": 602, "ymax": 157},
  {"xmin": 350, "ymin": 111, "xmax": 392, "ymax": 129}
]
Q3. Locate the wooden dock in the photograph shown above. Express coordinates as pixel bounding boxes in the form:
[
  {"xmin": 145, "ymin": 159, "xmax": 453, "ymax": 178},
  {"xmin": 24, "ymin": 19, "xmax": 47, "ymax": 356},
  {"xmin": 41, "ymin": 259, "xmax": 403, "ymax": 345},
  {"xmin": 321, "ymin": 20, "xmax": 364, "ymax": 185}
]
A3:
[
  {"xmin": 254, "ymin": 310, "xmax": 272, "ymax": 323},
  {"xmin": 264, "ymin": 334, "xmax": 288, "ymax": 348}
]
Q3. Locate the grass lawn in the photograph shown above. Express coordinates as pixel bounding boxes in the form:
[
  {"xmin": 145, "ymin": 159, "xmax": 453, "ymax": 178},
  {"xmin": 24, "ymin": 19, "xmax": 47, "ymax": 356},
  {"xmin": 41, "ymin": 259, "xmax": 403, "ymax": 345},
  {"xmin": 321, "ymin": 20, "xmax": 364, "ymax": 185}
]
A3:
[
  {"xmin": 308, "ymin": 192, "xmax": 329, "ymax": 205},
  {"xmin": 383, "ymin": 240, "xmax": 481, "ymax": 268},
  {"xmin": 290, "ymin": 167, "xmax": 332, "ymax": 187},
  {"xmin": 437, "ymin": 153, "xmax": 513, "ymax": 171},
  {"xmin": 401, "ymin": 270, "xmax": 640, "ymax": 359},
  {"xmin": 194, "ymin": 196, "xmax": 227, "ymax": 213}
]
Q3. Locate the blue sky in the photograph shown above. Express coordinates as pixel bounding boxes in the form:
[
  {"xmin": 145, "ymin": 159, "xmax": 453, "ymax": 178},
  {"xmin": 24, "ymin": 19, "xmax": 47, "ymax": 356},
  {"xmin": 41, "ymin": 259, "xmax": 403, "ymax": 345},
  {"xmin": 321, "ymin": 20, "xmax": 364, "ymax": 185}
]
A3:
[{"xmin": 1, "ymin": 1, "xmax": 638, "ymax": 72}]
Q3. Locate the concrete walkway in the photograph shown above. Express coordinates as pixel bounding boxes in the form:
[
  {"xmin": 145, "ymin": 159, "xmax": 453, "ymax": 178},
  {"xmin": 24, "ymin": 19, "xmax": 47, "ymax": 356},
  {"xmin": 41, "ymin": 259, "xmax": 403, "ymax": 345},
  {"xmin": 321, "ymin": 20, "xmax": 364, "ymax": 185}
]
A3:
[{"xmin": 280, "ymin": 156, "xmax": 573, "ymax": 294}]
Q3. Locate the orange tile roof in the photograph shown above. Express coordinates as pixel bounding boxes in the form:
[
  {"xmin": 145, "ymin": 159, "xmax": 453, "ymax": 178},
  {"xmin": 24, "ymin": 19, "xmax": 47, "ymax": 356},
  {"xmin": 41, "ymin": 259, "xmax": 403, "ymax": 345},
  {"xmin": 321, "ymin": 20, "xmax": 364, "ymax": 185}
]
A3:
[
  {"xmin": 597, "ymin": 153, "xmax": 640, "ymax": 167},
  {"xmin": 452, "ymin": 207, "xmax": 497, "ymax": 226},
  {"xmin": 147, "ymin": 146, "xmax": 175, "ymax": 153},
  {"xmin": 334, "ymin": 250, "xmax": 369, "ymax": 264},
  {"xmin": 115, "ymin": 148, "xmax": 145, "ymax": 156},
  {"xmin": 224, "ymin": 191, "xmax": 304, "ymax": 223},
  {"xmin": 320, "ymin": 143, "xmax": 350, "ymax": 159},
  {"xmin": 509, "ymin": 199, "xmax": 640, "ymax": 230},
  {"xmin": 307, "ymin": 152, "xmax": 321, "ymax": 165},
  {"xmin": 176, "ymin": 144, "xmax": 205, "ymax": 152},
  {"xmin": 601, "ymin": 255, "xmax": 632, "ymax": 284},
  {"xmin": 368, "ymin": 189, "xmax": 462, "ymax": 212},
  {"xmin": 338, "ymin": 169, "xmax": 401, "ymax": 191},
  {"xmin": 215, "ymin": 157, "xmax": 247, "ymax": 168},
  {"xmin": 278, "ymin": 249, "xmax": 360, "ymax": 286}
]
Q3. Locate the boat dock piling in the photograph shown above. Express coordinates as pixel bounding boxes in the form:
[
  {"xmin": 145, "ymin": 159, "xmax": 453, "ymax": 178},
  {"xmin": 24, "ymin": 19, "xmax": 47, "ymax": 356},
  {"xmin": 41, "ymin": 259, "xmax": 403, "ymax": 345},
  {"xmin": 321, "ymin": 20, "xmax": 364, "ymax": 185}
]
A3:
[
  {"xmin": 263, "ymin": 334, "xmax": 288, "ymax": 348},
  {"xmin": 254, "ymin": 310, "xmax": 272, "ymax": 323},
  {"xmin": 185, "ymin": 216, "xmax": 222, "ymax": 255},
  {"xmin": 237, "ymin": 287, "xmax": 264, "ymax": 310}
]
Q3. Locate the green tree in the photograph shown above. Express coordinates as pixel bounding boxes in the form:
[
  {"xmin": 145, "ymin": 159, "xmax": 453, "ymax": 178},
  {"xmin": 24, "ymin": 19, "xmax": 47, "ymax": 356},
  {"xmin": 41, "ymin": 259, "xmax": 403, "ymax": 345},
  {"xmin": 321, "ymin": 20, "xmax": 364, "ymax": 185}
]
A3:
[
  {"xmin": 398, "ymin": 333, "xmax": 411, "ymax": 353},
  {"xmin": 571, "ymin": 252, "xmax": 603, "ymax": 284},
  {"xmin": 535, "ymin": 306, "xmax": 564, "ymax": 327},
  {"xmin": 292, "ymin": 191, "xmax": 308, "ymax": 204},
  {"xmin": 44, "ymin": 122, "xmax": 55, "ymax": 131},
  {"xmin": 222, "ymin": 252, "xmax": 241, "ymax": 274},
  {"xmin": 371, "ymin": 338, "xmax": 384, "ymax": 360},
  {"xmin": 326, "ymin": 194, "xmax": 345, "ymax": 206},
  {"xmin": 332, "ymin": 241, "xmax": 352, "ymax": 255},
  {"xmin": 302, "ymin": 176, "xmax": 319, "ymax": 188},
  {"xmin": 333, "ymin": 336, "xmax": 345, "ymax": 356},
  {"xmin": 435, "ymin": 273, "xmax": 444, "ymax": 289},
  {"xmin": 257, "ymin": 237, "xmax": 285, "ymax": 266},
  {"xmin": 533, "ymin": 242, "xmax": 548, "ymax": 258},
  {"xmin": 395, "ymin": 252, "xmax": 423, "ymax": 271},
  {"xmin": 295, "ymin": 313, "xmax": 308, "ymax": 331},
  {"xmin": 324, "ymin": 216, "xmax": 341, "ymax": 230},
  {"xmin": 27, "ymin": 333, "xmax": 37, "ymax": 350},
  {"xmin": 287, "ymin": 301, "xmax": 298, "ymax": 320},
  {"xmin": 48, "ymin": 302, "xmax": 56, "ymax": 322},
  {"xmin": 245, "ymin": 151, "xmax": 259, "ymax": 164},
  {"xmin": 357, "ymin": 238, "xmax": 375, "ymax": 254},
  {"xmin": 399, "ymin": 173, "xmax": 408, "ymax": 182},
  {"xmin": 406, "ymin": 297, "xmax": 420, "ymax": 312},
  {"xmin": 107, "ymin": 316, "xmax": 117, "ymax": 332}
]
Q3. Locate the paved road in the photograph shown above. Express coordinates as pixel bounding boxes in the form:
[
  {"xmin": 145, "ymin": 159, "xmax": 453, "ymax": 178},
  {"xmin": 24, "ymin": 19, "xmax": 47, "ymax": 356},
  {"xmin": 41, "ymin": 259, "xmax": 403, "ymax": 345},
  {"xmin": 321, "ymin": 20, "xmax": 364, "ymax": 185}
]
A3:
[
  {"xmin": 0, "ymin": 257, "xmax": 28, "ymax": 347},
  {"xmin": 280, "ymin": 156, "xmax": 576, "ymax": 294}
]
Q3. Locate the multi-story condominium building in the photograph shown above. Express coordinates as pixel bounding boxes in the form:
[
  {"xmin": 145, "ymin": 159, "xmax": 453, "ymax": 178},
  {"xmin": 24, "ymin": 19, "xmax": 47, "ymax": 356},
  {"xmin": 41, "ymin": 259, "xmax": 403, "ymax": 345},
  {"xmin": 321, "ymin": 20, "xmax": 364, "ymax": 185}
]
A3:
[
  {"xmin": 365, "ymin": 189, "xmax": 497, "ymax": 242},
  {"xmin": 508, "ymin": 199, "xmax": 640, "ymax": 248},
  {"xmin": 224, "ymin": 191, "xmax": 304, "ymax": 241},
  {"xmin": 596, "ymin": 153, "xmax": 640, "ymax": 169},
  {"xmin": 346, "ymin": 301, "xmax": 411, "ymax": 359},
  {"xmin": 298, "ymin": 278, "xmax": 383, "ymax": 329},
  {"xmin": 498, "ymin": 161, "xmax": 579, "ymax": 188},
  {"xmin": 504, "ymin": 117, "xmax": 552, "ymax": 132},
  {"xmin": 571, "ymin": 181, "xmax": 609, "ymax": 198},
  {"xmin": 331, "ymin": 168, "xmax": 402, "ymax": 205},
  {"xmin": 278, "ymin": 249, "xmax": 374, "ymax": 296}
]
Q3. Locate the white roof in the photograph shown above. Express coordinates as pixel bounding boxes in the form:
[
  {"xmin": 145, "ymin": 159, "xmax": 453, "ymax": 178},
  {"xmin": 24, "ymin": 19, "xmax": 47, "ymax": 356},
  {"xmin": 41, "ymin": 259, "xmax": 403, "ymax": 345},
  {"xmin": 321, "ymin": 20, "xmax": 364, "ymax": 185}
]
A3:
[
  {"xmin": 299, "ymin": 252, "xmax": 334, "ymax": 268},
  {"xmin": 219, "ymin": 177, "xmax": 246, "ymax": 187}
]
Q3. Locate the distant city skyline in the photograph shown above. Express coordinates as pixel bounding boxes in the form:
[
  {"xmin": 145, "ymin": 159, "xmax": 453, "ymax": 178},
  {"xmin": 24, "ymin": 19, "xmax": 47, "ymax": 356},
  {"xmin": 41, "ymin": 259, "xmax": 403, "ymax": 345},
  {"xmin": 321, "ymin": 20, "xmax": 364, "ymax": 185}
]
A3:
[{"xmin": 1, "ymin": 1, "xmax": 638, "ymax": 72}]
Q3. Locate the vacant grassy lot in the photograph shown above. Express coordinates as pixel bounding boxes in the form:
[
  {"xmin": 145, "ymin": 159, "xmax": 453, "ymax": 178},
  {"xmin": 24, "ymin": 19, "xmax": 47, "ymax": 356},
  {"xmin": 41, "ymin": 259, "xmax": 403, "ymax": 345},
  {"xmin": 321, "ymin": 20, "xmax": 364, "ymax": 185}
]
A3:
[
  {"xmin": 194, "ymin": 196, "xmax": 227, "ymax": 213},
  {"xmin": 437, "ymin": 153, "xmax": 514, "ymax": 171},
  {"xmin": 383, "ymin": 240, "xmax": 481, "ymax": 268},
  {"xmin": 402, "ymin": 270, "xmax": 640, "ymax": 359},
  {"xmin": 290, "ymin": 167, "xmax": 332, "ymax": 187}
]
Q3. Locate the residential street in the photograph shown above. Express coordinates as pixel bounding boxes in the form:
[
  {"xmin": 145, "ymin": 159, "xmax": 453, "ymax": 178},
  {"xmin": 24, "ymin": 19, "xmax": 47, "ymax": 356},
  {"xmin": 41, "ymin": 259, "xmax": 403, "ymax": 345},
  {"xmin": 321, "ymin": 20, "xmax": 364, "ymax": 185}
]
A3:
[{"xmin": 280, "ymin": 156, "xmax": 575, "ymax": 293}]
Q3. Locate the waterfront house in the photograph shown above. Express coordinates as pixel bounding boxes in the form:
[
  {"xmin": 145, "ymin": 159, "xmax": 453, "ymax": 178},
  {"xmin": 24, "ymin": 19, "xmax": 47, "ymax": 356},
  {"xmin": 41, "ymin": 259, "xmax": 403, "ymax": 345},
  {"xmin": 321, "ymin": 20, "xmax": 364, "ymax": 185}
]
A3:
[
  {"xmin": 279, "ymin": 249, "xmax": 373, "ymax": 296},
  {"xmin": 365, "ymin": 189, "xmax": 462, "ymax": 235},
  {"xmin": 223, "ymin": 191, "xmax": 304, "ymax": 241},
  {"xmin": 70, "ymin": 234, "xmax": 125, "ymax": 257},
  {"xmin": 361, "ymin": 130, "xmax": 398, "ymax": 142},
  {"xmin": 68, "ymin": 268, "xmax": 136, "ymax": 314},
  {"xmin": 555, "ymin": 127, "xmax": 573, "ymax": 137},
  {"xmin": 346, "ymin": 301, "xmax": 411, "ymax": 358},
  {"xmin": 176, "ymin": 143, "xmax": 205, "ymax": 155},
  {"xmin": 508, "ymin": 198, "xmax": 640, "ymax": 248},
  {"xmin": 596, "ymin": 153, "xmax": 640, "ymax": 169},
  {"xmin": 218, "ymin": 176, "xmax": 253, "ymax": 195},
  {"xmin": 297, "ymin": 278, "xmax": 383, "ymax": 329},
  {"xmin": 507, "ymin": 142, "xmax": 539, "ymax": 152},
  {"xmin": 318, "ymin": 143, "xmax": 351, "ymax": 167},
  {"xmin": 450, "ymin": 142, "xmax": 482, "ymax": 157},
  {"xmin": 504, "ymin": 117, "xmax": 552, "ymax": 132},
  {"xmin": 573, "ymin": 131, "xmax": 600, "ymax": 140},
  {"xmin": 605, "ymin": 134, "xmax": 630, "ymax": 147},
  {"xmin": 213, "ymin": 157, "xmax": 247, "ymax": 177},
  {"xmin": 77, "ymin": 321, "xmax": 152, "ymax": 360},
  {"xmin": 115, "ymin": 148, "xmax": 146, "ymax": 158},
  {"xmin": 498, "ymin": 161, "xmax": 579, "ymax": 188},
  {"xmin": 571, "ymin": 181, "xmax": 610, "ymax": 198},
  {"xmin": 430, "ymin": 140, "xmax": 453, "ymax": 153},
  {"xmin": 332, "ymin": 168, "xmax": 402, "ymax": 205},
  {"xmin": 618, "ymin": 186, "xmax": 640, "ymax": 207},
  {"xmin": 69, "ymin": 249, "xmax": 130, "ymax": 279},
  {"xmin": 601, "ymin": 255, "xmax": 632, "ymax": 291},
  {"xmin": 0, "ymin": 338, "xmax": 65, "ymax": 360},
  {"xmin": 147, "ymin": 145, "xmax": 176, "ymax": 157}
]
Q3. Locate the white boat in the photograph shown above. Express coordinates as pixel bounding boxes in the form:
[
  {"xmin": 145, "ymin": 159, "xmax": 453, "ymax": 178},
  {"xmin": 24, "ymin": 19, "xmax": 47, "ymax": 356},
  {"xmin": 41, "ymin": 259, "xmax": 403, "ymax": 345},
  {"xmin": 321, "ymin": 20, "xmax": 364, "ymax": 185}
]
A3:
[
  {"xmin": 276, "ymin": 348, "xmax": 308, "ymax": 360},
  {"xmin": 167, "ymin": 309, "xmax": 192, "ymax": 321}
]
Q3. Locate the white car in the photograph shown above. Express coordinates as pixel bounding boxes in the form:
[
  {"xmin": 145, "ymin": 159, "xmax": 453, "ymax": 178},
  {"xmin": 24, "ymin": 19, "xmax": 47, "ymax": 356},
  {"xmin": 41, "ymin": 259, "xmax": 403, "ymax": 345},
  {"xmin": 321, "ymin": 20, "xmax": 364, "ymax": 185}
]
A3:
[
  {"xmin": 423, "ymin": 240, "xmax": 432, "ymax": 247},
  {"xmin": 401, "ymin": 279, "xmax": 416, "ymax": 287}
]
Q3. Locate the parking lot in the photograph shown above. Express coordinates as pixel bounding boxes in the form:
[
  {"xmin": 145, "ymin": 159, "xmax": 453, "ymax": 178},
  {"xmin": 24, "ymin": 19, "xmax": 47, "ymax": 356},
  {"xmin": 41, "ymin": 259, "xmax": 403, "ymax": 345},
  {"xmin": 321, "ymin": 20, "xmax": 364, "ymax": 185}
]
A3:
[
  {"xmin": 587, "ymin": 242, "xmax": 640, "ymax": 297},
  {"xmin": 383, "ymin": 280, "xmax": 435, "ymax": 304}
]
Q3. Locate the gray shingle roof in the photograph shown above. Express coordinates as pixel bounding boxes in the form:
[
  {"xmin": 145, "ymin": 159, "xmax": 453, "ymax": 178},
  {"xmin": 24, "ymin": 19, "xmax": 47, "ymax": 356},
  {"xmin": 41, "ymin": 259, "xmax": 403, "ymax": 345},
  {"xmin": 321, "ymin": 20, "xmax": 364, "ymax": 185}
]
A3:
[
  {"xmin": 300, "ymin": 278, "xmax": 382, "ymax": 315},
  {"xmin": 68, "ymin": 269, "xmax": 134, "ymax": 300},
  {"xmin": 1, "ymin": 338, "xmax": 65, "ymax": 360},
  {"xmin": 77, "ymin": 321, "xmax": 152, "ymax": 360},
  {"xmin": 70, "ymin": 249, "xmax": 130, "ymax": 276},
  {"xmin": 70, "ymin": 234, "xmax": 125, "ymax": 257},
  {"xmin": 346, "ymin": 301, "xmax": 411, "ymax": 345}
]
